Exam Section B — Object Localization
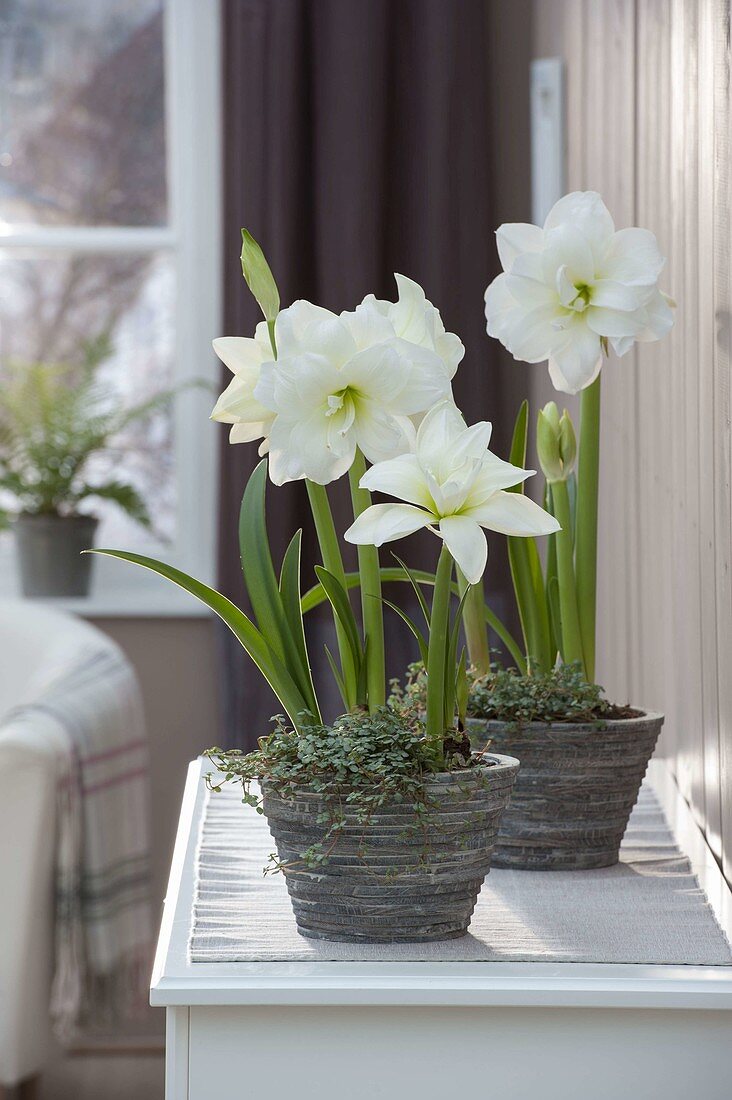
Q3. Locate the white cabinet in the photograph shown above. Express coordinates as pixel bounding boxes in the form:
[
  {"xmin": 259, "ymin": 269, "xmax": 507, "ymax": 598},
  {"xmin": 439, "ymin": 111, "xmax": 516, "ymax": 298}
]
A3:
[{"xmin": 153, "ymin": 760, "xmax": 732, "ymax": 1099}]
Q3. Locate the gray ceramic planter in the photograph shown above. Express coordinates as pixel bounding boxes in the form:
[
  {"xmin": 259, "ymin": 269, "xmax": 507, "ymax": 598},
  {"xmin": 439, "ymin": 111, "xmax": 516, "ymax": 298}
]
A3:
[
  {"xmin": 14, "ymin": 513, "xmax": 98, "ymax": 598},
  {"xmin": 261, "ymin": 753, "xmax": 520, "ymax": 943},
  {"xmin": 467, "ymin": 712, "xmax": 663, "ymax": 870}
]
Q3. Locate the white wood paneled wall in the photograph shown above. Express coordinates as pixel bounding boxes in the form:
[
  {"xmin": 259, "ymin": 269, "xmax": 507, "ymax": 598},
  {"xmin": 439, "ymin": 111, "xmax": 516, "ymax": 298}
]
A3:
[{"xmin": 533, "ymin": 0, "xmax": 732, "ymax": 879}]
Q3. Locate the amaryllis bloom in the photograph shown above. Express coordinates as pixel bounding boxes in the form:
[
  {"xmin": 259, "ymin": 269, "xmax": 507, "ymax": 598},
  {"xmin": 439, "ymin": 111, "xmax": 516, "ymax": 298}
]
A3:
[
  {"xmin": 484, "ymin": 191, "xmax": 676, "ymax": 394},
  {"xmin": 254, "ymin": 301, "xmax": 452, "ymax": 485},
  {"xmin": 345, "ymin": 274, "xmax": 465, "ymax": 379},
  {"xmin": 345, "ymin": 401, "xmax": 559, "ymax": 583},
  {"xmin": 210, "ymin": 323, "xmax": 275, "ymax": 450}
]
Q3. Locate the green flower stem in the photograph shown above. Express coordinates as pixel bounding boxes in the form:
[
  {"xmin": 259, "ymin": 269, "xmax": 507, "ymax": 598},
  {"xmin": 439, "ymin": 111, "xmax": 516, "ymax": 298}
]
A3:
[
  {"xmin": 576, "ymin": 374, "xmax": 600, "ymax": 682},
  {"xmin": 348, "ymin": 451, "xmax": 385, "ymax": 711},
  {"xmin": 550, "ymin": 478, "xmax": 585, "ymax": 672},
  {"xmin": 425, "ymin": 544, "xmax": 453, "ymax": 767},
  {"xmin": 457, "ymin": 569, "xmax": 491, "ymax": 676},
  {"xmin": 305, "ymin": 479, "xmax": 358, "ymax": 707}
]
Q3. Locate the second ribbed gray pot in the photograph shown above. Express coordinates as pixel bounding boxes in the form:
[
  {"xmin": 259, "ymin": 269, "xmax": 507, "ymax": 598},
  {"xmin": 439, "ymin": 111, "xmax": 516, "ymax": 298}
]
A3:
[
  {"xmin": 467, "ymin": 713, "xmax": 663, "ymax": 870},
  {"xmin": 261, "ymin": 753, "xmax": 520, "ymax": 943}
]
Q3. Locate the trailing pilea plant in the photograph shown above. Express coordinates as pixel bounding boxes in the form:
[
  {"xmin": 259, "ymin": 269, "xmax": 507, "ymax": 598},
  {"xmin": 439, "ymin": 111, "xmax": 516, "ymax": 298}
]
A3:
[
  {"xmin": 205, "ymin": 705, "xmax": 489, "ymax": 874},
  {"xmin": 392, "ymin": 660, "xmax": 622, "ymax": 729}
]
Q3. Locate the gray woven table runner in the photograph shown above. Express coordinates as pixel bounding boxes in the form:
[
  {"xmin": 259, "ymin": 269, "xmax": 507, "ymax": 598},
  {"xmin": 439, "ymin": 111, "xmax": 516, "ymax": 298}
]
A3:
[{"xmin": 189, "ymin": 782, "xmax": 732, "ymax": 965}]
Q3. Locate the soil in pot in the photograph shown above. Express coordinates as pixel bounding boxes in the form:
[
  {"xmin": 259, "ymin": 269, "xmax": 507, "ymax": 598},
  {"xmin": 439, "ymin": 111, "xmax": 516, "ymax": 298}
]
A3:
[
  {"xmin": 467, "ymin": 712, "xmax": 663, "ymax": 870},
  {"xmin": 261, "ymin": 752, "xmax": 520, "ymax": 942},
  {"xmin": 14, "ymin": 513, "xmax": 98, "ymax": 597}
]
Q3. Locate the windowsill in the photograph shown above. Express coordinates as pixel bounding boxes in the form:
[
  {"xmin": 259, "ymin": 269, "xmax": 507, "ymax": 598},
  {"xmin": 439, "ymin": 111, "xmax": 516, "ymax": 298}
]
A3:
[
  {"xmin": 0, "ymin": 544, "xmax": 215, "ymax": 619},
  {"xmin": 18, "ymin": 588, "xmax": 214, "ymax": 619}
]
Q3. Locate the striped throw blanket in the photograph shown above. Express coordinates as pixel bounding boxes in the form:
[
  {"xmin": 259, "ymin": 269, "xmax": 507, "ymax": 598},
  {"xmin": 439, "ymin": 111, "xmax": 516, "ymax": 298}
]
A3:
[{"xmin": 6, "ymin": 639, "xmax": 152, "ymax": 1037}]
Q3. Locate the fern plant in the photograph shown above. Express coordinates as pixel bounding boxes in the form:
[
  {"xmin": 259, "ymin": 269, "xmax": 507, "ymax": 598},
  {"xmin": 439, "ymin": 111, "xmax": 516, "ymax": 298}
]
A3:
[{"xmin": 0, "ymin": 339, "xmax": 174, "ymax": 531}]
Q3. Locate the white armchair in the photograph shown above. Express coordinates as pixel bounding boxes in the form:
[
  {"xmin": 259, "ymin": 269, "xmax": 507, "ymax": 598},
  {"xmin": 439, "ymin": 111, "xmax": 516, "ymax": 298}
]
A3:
[{"xmin": 0, "ymin": 601, "xmax": 131, "ymax": 1091}]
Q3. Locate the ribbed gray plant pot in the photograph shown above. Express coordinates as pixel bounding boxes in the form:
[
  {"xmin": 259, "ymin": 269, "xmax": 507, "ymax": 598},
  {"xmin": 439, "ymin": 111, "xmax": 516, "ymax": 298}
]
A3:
[
  {"xmin": 261, "ymin": 753, "xmax": 520, "ymax": 943},
  {"xmin": 467, "ymin": 713, "xmax": 663, "ymax": 870},
  {"xmin": 14, "ymin": 513, "xmax": 98, "ymax": 598}
]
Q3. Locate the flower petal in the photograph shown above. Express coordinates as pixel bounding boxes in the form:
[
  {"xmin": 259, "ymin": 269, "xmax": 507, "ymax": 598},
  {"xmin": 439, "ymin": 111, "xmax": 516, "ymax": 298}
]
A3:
[
  {"xmin": 434, "ymin": 331, "xmax": 465, "ymax": 378},
  {"xmin": 547, "ymin": 322, "xmax": 603, "ymax": 394},
  {"xmin": 388, "ymin": 341, "xmax": 453, "ymax": 412},
  {"xmin": 415, "ymin": 401, "xmax": 467, "ymax": 469},
  {"xmin": 230, "ymin": 420, "xmax": 272, "ymax": 444},
  {"xmin": 211, "ymin": 373, "xmax": 273, "ymax": 427},
  {"xmin": 275, "ymin": 300, "xmax": 343, "ymax": 358},
  {"xmin": 484, "ymin": 273, "xmax": 524, "ymax": 344},
  {"xmin": 341, "ymin": 297, "xmax": 396, "ymax": 350},
  {"xmin": 495, "ymin": 222, "xmax": 544, "ymax": 270},
  {"xmin": 438, "ymin": 515, "xmax": 488, "ymax": 584},
  {"xmin": 635, "ymin": 289, "xmax": 676, "ymax": 342},
  {"xmin": 601, "ymin": 227, "xmax": 665, "ymax": 286},
  {"xmin": 542, "ymin": 224, "xmax": 595, "ymax": 285},
  {"xmin": 468, "ymin": 491, "xmax": 560, "ymax": 537},
  {"xmin": 590, "ymin": 279, "xmax": 654, "ymax": 311},
  {"xmin": 267, "ymin": 410, "xmax": 354, "ymax": 486},
  {"xmin": 359, "ymin": 454, "xmax": 433, "ymax": 508},
  {"xmin": 354, "ymin": 400, "xmax": 409, "ymax": 463},
  {"xmin": 464, "ymin": 454, "xmax": 533, "ymax": 503},
  {"xmin": 544, "ymin": 191, "xmax": 615, "ymax": 251},
  {"xmin": 213, "ymin": 335, "xmax": 267, "ymax": 376},
  {"xmin": 585, "ymin": 306, "xmax": 645, "ymax": 339},
  {"xmin": 505, "ymin": 303, "xmax": 564, "ymax": 363},
  {"xmin": 389, "ymin": 273, "xmax": 431, "ymax": 344},
  {"xmin": 345, "ymin": 503, "xmax": 433, "ymax": 546}
]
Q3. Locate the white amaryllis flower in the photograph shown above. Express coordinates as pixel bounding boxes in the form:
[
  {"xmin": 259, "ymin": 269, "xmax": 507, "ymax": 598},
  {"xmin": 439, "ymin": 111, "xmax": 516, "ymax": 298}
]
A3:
[
  {"xmin": 484, "ymin": 191, "xmax": 675, "ymax": 394},
  {"xmin": 254, "ymin": 300, "xmax": 453, "ymax": 486},
  {"xmin": 210, "ymin": 322, "xmax": 275, "ymax": 451},
  {"xmin": 345, "ymin": 274, "xmax": 465, "ymax": 379},
  {"xmin": 344, "ymin": 401, "xmax": 559, "ymax": 583}
]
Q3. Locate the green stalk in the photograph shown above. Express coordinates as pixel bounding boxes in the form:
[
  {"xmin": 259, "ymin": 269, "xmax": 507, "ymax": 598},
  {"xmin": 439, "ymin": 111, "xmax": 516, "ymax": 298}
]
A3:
[
  {"xmin": 348, "ymin": 450, "xmax": 385, "ymax": 710},
  {"xmin": 575, "ymin": 374, "xmax": 601, "ymax": 682},
  {"xmin": 306, "ymin": 479, "xmax": 358, "ymax": 707},
  {"xmin": 425, "ymin": 545, "xmax": 453, "ymax": 767},
  {"xmin": 457, "ymin": 570, "xmax": 491, "ymax": 676},
  {"xmin": 550, "ymin": 479, "xmax": 585, "ymax": 672}
]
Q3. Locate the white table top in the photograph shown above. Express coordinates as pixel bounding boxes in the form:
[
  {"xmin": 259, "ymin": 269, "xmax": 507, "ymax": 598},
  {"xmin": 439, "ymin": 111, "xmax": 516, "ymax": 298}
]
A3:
[{"xmin": 150, "ymin": 756, "xmax": 732, "ymax": 1010}]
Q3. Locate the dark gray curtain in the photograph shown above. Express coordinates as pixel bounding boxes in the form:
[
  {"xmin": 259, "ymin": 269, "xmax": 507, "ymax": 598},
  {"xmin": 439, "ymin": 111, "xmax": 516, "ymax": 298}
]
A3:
[{"xmin": 218, "ymin": 0, "xmax": 532, "ymax": 748}]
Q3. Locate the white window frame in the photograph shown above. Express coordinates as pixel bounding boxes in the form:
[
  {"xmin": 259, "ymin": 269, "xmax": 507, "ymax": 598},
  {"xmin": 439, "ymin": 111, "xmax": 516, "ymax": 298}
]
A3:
[{"xmin": 0, "ymin": 0, "xmax": 222, "ymax": 616}]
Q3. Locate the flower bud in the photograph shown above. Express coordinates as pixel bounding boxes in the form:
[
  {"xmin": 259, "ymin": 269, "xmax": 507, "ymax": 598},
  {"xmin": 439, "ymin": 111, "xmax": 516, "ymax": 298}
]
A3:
[
  {"xmin": 537, "ymin": 403, "xmax": 576, "ymax": 482},
  {"xmin": 240, "ymin": 229, "xmax": 280, "ymax": 322},
  {"xmin": 558, "ymin": 409, "xmax": 577, "ymax": 475},
  {"xmin": 537, "ymin": 404, "xmax": 563, "ymax": 482}
]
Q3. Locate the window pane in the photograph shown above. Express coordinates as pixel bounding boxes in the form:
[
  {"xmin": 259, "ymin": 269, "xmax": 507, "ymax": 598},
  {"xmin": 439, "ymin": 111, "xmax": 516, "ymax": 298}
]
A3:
[
  {"xmin": 0, "ymin": 1, "xmax": 167, "ymax": 227},
  {"xmin": 0, "ymin": 250, "xmax": 176, "ymax": 551}
]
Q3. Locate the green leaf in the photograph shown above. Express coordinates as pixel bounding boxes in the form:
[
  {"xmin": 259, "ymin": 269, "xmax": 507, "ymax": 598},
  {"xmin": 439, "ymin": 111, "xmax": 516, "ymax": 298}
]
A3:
[
  {"xmin": 382, "ymin": 598, "xmax": 429, "ymax": 666},
  {"xmin": 323, "ymin": 645, "xmax": 350, "ymax": 711},
  {"xmin": 302, "ymin": 566, "xmax": 525, "ymax": 673},
  {"xmin": 544, "ymin": 483, "xmax": 559, "ymax": 662},
  {"xmin": 506, "ymin": 400, "xmax": 551, "ymax": 672},
  {"xmin": 241, "ymin": 229, "xmax": 280, "ymax": 323},
  {"xmin": 547, "ymin": 574, "xmax": 562, "ymax": 660},
  {"xmin": 87, "ymin": 549, "xmax": 312, "ymax": 731},
  {"xmin": 279, "ymin": 529, "xmax": 318, "ymax": 710},
  {"xmin": 313, "ymin": 565, "xmax": 363, "ymax": 707},
  {"xmin": 240, "ymin": 460, "xmax": 319, "ymax": 716},
  {"xmin": 443, "ymin": 584, "xmax": 471, "ymax": 728},
  {"xmin": 456, "ymin": 648, "xmax": 469, "ymax": 726},
  {"xmin": 391, "ymin": 552, "xmax": 431, "ymax": 628},
  {"xmin": 305, "ymin": 479, "xmax": 359, "ymax": 708}
]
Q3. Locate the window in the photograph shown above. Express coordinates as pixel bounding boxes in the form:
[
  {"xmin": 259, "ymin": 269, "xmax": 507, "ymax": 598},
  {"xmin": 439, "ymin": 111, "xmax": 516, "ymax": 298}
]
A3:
[{"xmin": 0, "ymin": 0, "xmax": 221, "ymax": 613}]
